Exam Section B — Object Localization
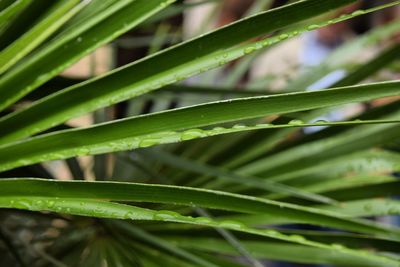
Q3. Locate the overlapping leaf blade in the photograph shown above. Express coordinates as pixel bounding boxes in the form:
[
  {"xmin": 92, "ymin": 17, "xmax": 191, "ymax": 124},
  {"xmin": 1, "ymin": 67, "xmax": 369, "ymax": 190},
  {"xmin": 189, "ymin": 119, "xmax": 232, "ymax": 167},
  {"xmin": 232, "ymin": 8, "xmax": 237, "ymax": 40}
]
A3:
[{"xmin": 0, "ymin": 0, "xmax": 357, "ymax": 142}]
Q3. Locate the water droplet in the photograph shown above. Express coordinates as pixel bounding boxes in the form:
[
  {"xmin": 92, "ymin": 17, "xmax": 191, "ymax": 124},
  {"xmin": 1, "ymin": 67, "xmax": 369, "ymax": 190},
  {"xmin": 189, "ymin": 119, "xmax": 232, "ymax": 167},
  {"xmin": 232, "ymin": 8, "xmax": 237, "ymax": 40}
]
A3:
[
  {"xmin": 153, "ymin": 210, "xmax": 180, "ymax": 221},
  {"xmin": 364, "ymin": 203, "xmax": 372, "ymax": 212},
  {"xmin": 139, "ymin": 138, "xmax": 160, "ymax": 148},
  {"xmin": 77, "ymin": 147, "xmax": 90, "ymax": 155},
  {"xmin": 288, "ymin": 119, "xmax": 304, "ymax": 126},
  {"xmin": 315, "ymin": 120, "xmax": 328, "ymax": 124},
  {"xmin": 34, "ymin": 200, "xmax": 43, "ymax": 206},
  {"xmin": 47, "ymin": 200, "xmax": 55, "ymax": 208},
  {"xmin": 352, "ymin": 10, "xmax": 365, "ymax": 16},
  {"xmin": 124, "ymin": 211, "xmax": 134, "ymax": 219},
  {"xmin": 219, "ymin": 220, "xmax": 245, "ymax": 229},
  {"xmin": 181, "ymin": 129, "xmax": 205, "ymax": 141},
  {"xmin": 255, "ymin": 123, "xmax": 271, "ymax": 128},
  {"xmin": 15, "ymin": 200, "xmax": 32, "ymax": 209},
  {"xmin": 77, "ymin": 37, "xmax": 82, "ymax": 42},
  {"xmin": 212, "ymin": 127, "xmax": 226, "ymax": 131},
  {"xmin": 290, "ymin": 235, "xmax": 306, "ymax": 242},
  {"xmin": 265, "ymin": 229, "xmax": 280, "ymax": 236},
  {"xmin": 262, "ymin": 39, "xmax": 272, "ymax": 46},
  {"xmin": 331, "ymin": 243, "xmax": 345, "ymax": 250},
  {"xmin": 307, "ymin": 24, "xmax": 319, "ymax": 31},
  {"xmin": 244, "ymin": 46, "xmax": 256, "ymax": 54},
  {"xmin": 195, "ymin": 217, "xmax": 213, "ymax": 224},
  {"xmin": 174, "ymin": 74, "xmax": 185, "ymax": 81},
  {"xmin": 232, "ymin": 124, "xmax": 246, "ymax": 130},
  {"xmin": 94, "ymin": 207, "xmax": 104, "ymax": 215},
  {"xmin": 279, "ymin": 33, "xmax": 289, "ymax": 40},
  {"xmin": 218, "ymin": 59, "xmax": 226, "ymax": 66}
]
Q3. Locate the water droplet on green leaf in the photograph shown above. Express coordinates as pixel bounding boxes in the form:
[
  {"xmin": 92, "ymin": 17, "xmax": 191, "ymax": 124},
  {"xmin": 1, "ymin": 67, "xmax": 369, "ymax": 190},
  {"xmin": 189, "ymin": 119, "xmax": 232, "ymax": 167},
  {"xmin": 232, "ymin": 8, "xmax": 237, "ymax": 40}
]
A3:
[
  {"xmin": 232, "ymin": 124, "xmax": 246, "ymax": 130},
  {"xmin": 153, "ymin": 210, "xmax": 180, "ymax": 221},
  {"xmin": 244, "ymin": 46, "xmax": 256, "ymax": 54},
  {"xmin": 219, "ymin": 220, "xmax": 245, "ymax": 229},
  {"xmin": 290, "ymin": 235, "xmax": 306, "ymax": 242},
  {"xmin": 279, "ymin": 33, "xmax": 289, "ymax": 40},
  {"xmin": 195, "ymin": 217, "xmax": 213, "ymax": 224},
  {"xmin": 288, "ymin": 119, "xmax": 304, "ymax": 126},
  {"xmin": 139, "ymin": 138, "xmax": 160, "ymax": 148},
  {"xmin": 352, "ymin": 10, "xmax": 365, "ymax": 16},
  {"xmin": 307, "ymin": 24, "xmax": 319, "ymax": 31},
  {"xmin": 181, "ymin": 129, "xmax": 205, "ymax": 141},
  {"xmin": 331, "ymin": 243, "xmax": 345, "ymax": 250}
]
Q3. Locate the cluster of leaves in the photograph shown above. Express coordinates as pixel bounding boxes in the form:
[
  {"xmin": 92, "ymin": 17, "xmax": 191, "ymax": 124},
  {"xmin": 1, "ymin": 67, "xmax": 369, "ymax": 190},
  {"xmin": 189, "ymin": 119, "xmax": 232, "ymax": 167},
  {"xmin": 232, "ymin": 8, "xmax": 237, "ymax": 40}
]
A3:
[{"xmin": 0, "ymin": 0, "xmax": 399, "ymax": 266}]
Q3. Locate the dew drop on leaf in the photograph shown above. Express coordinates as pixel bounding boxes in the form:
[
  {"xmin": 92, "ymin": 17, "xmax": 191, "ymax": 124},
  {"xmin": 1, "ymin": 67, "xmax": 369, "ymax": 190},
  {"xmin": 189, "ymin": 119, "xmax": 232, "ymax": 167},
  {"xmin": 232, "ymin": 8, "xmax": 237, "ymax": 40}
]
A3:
[
  {"xmin": 255, "ymin": 123, "xmax": 271, "ymax": 128},
  {"xmin": 124, "ymin": 211, "xmax": 134, "ymax": 219},
  {"xmin": 232, "ymin": 124, "xmax": 246, "ymax": 130},
  {"xmin": 244, "ymin": 46, "xmax": 256, "ymax": 54},
  {"xmin": 47, "ymin": 200, "xmax": 55, "ymax": 208},
  {"xmin": 265, "ymin": 229, "xmax": 280, "ymax": 237},
  {"xmin": 15, "ymin": 200, "xmax": 32, "ymax": 209},
  {"xmin": 351, "ymin": 10, "xmax": 365, "ymax": 16},
  {"xmin": 279, "ymin": 33, "xmax": 289, "ymax": 40},
  {"xmin": 139, "ymin": 138, "xmax": 160, "ymax": 148},
  {"xmin": 34, "ymin": 200, "xmax": 43, "ymax": 206},
  {"xmin": 307, "ymin": 24, "xmax": 319, "ymax": 31},
  {"xmin": 181, "ymin": 129, "xmax": 205, "ymax": 141},
  {"xmin": 288, "ymin": 119, "xmax": 304, "ymax": 126},
  {"xmin": 289, "ymin": 235, "xmax": 306, "ymax": 242},
  {"xmin": 212, "ymin": 127, "xmax": 225, "ymax": 131},
  {"xmin": 153, "ymin": 210, "xmax": 180, "ymax": 221},
  {"xmin": 195, "ymin": 217, "xmax": 213, "ymax": 224},
  {"xmin": 219, "ymin": 220, "xmax": 245, "ymax": 229},
  {"xmin": 331, "ymin": 243, "xmax": 345, "ymax": 250}
]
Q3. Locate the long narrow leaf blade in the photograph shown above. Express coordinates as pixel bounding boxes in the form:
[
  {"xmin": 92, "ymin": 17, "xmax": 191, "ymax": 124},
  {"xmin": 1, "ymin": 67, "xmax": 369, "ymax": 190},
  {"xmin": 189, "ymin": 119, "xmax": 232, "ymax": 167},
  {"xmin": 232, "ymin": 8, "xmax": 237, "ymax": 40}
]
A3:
[
  {"xmin": 0, "ymin": 0, "xmax": 358, "ymax": 141},
  {"xmin": 0, "ymin": 81, "xmax": 399, "ymax": 170}
]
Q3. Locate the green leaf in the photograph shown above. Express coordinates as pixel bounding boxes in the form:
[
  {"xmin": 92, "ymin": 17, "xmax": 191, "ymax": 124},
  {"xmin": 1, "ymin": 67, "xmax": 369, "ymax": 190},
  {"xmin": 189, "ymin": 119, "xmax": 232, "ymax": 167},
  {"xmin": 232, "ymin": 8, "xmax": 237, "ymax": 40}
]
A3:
[
  {"xmin": 167, "ymin": 237, "xmax": 397, "ymax": 267},
  {"xmin": 318, "ymin": 199, "xmax": 400, "ymax": 218},
  {"xmin": 0, "ymin": 0, "xmax": 358, "ymax": 140},
  {"xmin": 0, "ymin": 81, "xmax": 399, "ymax": 171},
  {"xmin": 236, "ymin": 112, "xmax": 400, "ymax": 178},
  {"xmin": 141, "ymin": 149, "xmax": 338, "ymax": 204},
  {"xmin": 0, "ymin": 0, "xmax": 175, "ymax": 112},
  {"xmin": 0, "ymin": 0, "xmax": 85, "ymax": 75},
  {"xmin": 0, "ymin": 178, "xmax": 397, "ymax": 238},
  {"xmin": 109, "ymin": 220, "xmax": 218, "ymax": 267},
  {"xmin": 0, "ymin": 180, "xmax": 399, "ymax": 266},
  {"xmin": 0, "ymin": 0, "xmax": 31, "ymax": 29}
]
